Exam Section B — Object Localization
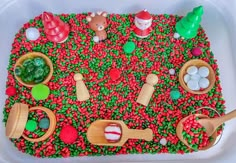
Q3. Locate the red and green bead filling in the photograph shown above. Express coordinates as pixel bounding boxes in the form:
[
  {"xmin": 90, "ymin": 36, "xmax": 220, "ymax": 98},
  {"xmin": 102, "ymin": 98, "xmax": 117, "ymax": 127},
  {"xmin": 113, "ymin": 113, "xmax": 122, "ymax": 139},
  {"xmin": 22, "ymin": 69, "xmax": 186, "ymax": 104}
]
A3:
[{"xmin": 3, "ymin": 13, "xmax": 225, "ymax": 158}]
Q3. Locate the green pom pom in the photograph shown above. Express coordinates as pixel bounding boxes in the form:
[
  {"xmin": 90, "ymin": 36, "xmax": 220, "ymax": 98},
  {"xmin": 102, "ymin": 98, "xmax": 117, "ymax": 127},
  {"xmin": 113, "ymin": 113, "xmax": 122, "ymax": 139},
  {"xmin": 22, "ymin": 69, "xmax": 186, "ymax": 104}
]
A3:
[
  {"xmin": 123, "ymin": 41, "xmax": 135, "ymax": 53},
  {"xmin": 34, "ymin": 57, "xmax": 45, "ymax": 67},
  {"xmin": 25, "ymin": 120, "xmax": 37, "ymax": 132},
  {"xmin": 39, "ymin": 118, "xmax": 50, "ymax": 129},
  {"xmin": 31, "ymin": 84, "xmax": 50, "ymax": 100},
  {"xmin": 15, "ymin": 66, "xmax": 23, "ymax": 76},
  {"xmin": 170, "ymin": 89, "xmax": 181, "ymax": 100}
]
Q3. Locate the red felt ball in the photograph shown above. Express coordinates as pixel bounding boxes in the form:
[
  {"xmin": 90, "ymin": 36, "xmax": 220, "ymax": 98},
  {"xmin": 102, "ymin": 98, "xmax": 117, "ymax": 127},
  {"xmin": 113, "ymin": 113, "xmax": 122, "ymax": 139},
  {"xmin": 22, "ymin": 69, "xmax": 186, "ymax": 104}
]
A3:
[
  {"xmin": 5, "ymin": 87, "xmax": 17, "ymax": 96},
  {"xmin": 59, "ymin": 125, "xmax": 78, "ymax": 144},
  {"xmin": 109, "ymin": 68, "xmax": 121, "ymax": 81},
  {"xmin": 191, "ymin": 47, "xmax": 202, "ymax": 56}
]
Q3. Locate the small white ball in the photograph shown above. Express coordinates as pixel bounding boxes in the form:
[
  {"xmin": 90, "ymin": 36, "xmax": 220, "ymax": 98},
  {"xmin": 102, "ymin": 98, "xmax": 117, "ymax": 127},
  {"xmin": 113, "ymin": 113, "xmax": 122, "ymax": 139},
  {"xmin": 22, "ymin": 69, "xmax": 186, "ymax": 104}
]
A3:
[
  {"xmin": 187, "ymin": 66, "xmax": 198, "ymax": 75},
  {"xmin": 160, "ymin": 138, "xmax": 167, "ymax": 146},
  {"xmin": 93, "ymin": 36, "xmax": 99, "ymax": 42},
  {"xmin": 190, "ymin": 74, "xmax": 201, "ymax": 82},
  {"xmin": 199, "ymin": 77, "xmax": 210, "ymax": 89},
  {"xmin": 25, "ymin": 27, "xmax": 40, "ymax": 41},
  {"xmin": 187, "ymin": 80, "xmax": 200, "ymax": 91},
  {"xmin": 198, "ymin": 66, "xmax": 209, "ymax": 77},
  {"xmin": 184, "ymin": 74, "xmax": 190, "ymax": 83},
  {"xmin": 169, "ymin": 68, "xmax": 175, "ymax": 75},
  {"xmin": 173, "ymin": 33, "xmax": 180, "ymax": 39}
]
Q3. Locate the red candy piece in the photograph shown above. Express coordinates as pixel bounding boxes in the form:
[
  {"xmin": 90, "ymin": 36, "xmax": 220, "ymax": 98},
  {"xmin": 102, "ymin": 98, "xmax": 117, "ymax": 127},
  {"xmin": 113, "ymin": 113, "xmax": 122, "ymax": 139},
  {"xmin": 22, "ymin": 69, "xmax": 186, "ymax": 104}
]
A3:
[
  {"xmin": 109, "ymin": 68, "xmax": 121, "ymax": 81},
  {"xmin": 42, "ymin": 12, "xmax": 70, "ymax": 43},
  {"xmin": 191, "ymin": 47, "xmax": 202, "ymax": 56},
  {"xmin": 5, "ymin": 87, "xmax": 17, "ymax": 96},
  {"xmin": 59, "ymin": 125, "xmax": 78, "ymax": 144}
]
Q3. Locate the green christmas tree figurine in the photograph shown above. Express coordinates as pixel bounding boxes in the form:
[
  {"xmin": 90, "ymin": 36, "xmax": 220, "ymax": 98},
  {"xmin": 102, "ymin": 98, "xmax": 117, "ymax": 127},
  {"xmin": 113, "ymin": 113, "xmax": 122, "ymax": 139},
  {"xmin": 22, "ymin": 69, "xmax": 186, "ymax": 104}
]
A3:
[{"xmin": 175, "ymin": 6, "xmax": 204, "ymax": 39}]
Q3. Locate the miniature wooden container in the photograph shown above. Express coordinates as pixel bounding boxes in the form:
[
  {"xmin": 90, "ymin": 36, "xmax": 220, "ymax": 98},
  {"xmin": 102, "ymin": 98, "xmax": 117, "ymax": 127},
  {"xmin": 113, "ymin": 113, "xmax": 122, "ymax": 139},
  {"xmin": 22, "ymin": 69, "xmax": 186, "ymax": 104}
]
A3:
[
  {"xmin": 5, "ymin": 103, "xmax": 56, "ymax": 142},
  {"xmin": 14, "ymin": 52, "xmax": 53, "ymax": 87},
  {"xmin": 179, "ymin": 59, "xmax": 215, "ymax": 94}
]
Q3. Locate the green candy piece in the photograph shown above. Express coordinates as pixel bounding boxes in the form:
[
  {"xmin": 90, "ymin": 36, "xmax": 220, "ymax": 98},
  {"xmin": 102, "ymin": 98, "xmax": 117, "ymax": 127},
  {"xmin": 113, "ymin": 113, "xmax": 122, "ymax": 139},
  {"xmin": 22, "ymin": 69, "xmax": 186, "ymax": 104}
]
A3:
[
  {"xmin": 25, "ymin": 120, "xmax": 37, "ymax": 132},
  {"xmin": 25, "ymin": 64, "xmax": 35, "ymax": 73},
  {"xmin": 34, "ymin": 57, "xmax": 45, "ymax": 67},
  {"xmin": 31, "ymin": 84, "xmax": 50, "ymax": 100},
  {"xmin": 39, "ymin": 118, "xmax": 50, "ymax": 129},
  {"xmin": 175, "ymin": 6, "xmax": 203, "ymax": 39},
  {"xmin": 170, "ymin": 89, "xmax": 181, "ymax": 100},
  {"xmin": 34, "ymin": 67, "xmax": 44, "ymax": 79},
  {"xmin": 14, "ymin": 66, "xmax": 22, "ymax": 76},
  {"xmin": 123, "ymin": 41, "xmax": 135, "ymax": 53},
  {"xmin": 22, "ymin": 58, "xmax": 34, "ymax": 67}
]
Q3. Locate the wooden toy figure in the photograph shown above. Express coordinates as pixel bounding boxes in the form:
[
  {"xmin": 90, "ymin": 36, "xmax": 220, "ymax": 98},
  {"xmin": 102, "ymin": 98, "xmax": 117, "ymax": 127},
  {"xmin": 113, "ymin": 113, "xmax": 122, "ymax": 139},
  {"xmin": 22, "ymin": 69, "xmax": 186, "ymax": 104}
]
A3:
[
  {"xmin": 136, "ymin": 74, "xmax": 158, "ymax": 106},
  {"xmin": 133, "ymin": 9, "xmax": 153, "ymax": 38},
  {"xmin": 86, "ymin": 11, "xmax": 108, "ymax": 42},
  {"xmin": 74, "ymin": 73, "xmax": 90, "ymax": 101}
]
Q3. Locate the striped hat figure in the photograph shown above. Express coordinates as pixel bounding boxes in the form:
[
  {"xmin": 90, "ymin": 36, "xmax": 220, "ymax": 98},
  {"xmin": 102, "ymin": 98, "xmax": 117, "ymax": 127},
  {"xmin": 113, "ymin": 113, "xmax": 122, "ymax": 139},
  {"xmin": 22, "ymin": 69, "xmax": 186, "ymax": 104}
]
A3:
[{"xmin": 104, "ymin": 123, "xmax": 122, "ymax": 143}]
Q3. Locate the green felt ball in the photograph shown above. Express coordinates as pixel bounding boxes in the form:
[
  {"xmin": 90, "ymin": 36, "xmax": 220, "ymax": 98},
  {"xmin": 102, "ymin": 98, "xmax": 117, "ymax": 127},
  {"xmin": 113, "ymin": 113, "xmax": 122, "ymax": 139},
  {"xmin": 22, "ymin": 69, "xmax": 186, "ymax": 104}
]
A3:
[
  {"xmin": 39, "ymin": 118, "xmax": 50, "ymax": 129},
  {"xmin": 31, "ymin": 84, "xmax": 50, "ymax": 100},
  {"xmin": 123, "ymin": 41, "xmax": 135, "ymax": 53},
  {"xmin": 170, "ymin": 89, "xmax": 181, "ymax": 100},
  {"xmin": 25, "ymin": 120, "xmax": 37, "ymax": 132}
]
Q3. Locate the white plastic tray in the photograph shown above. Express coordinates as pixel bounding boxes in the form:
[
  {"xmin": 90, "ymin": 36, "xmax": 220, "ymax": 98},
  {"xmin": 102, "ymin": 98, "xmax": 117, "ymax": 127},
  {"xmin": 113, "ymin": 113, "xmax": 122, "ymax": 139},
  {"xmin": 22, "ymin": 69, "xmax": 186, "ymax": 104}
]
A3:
[{"xmin": 0, "ymin": 0, "xmax": 236, "ymax": 162}]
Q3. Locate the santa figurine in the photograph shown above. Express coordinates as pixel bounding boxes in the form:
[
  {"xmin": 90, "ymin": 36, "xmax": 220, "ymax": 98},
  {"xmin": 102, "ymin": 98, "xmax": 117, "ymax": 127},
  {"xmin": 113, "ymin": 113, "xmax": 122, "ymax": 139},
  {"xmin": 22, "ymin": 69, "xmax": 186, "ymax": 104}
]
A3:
[{"xmin": 133, "ymin": 9, "xmax": 153, "ymax": 38}]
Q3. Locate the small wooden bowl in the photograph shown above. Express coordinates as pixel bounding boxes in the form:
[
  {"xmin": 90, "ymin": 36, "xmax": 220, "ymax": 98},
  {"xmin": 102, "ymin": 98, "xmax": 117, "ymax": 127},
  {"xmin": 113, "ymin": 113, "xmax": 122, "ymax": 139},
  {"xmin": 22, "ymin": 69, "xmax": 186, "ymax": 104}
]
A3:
[
  {"xmin": 179, "ymin": 59, "xmax": 215, "ymax": 94},
  {"xmin": 5, "ymin": 103, "xmax": 56, "ymax": 142},
  {"xmin": 14, "ymin": 52, "xmax": 53, "ymax": 87},
  {"xmin": 176, "ymin": 114, "xmax": 217, "ymax": 151}
]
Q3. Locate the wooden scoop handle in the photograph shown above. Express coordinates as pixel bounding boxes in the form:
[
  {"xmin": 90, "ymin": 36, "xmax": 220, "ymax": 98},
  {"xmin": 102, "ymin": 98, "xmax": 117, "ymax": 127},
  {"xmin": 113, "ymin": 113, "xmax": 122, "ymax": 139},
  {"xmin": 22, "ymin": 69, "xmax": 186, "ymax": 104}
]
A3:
[
  {"xmin": 126, "ymin": 128, "xmax": 153, "ymax": 141},
  {"xmin": 211, "ymin": 110, "xmax": 236, "ymax": 129}
]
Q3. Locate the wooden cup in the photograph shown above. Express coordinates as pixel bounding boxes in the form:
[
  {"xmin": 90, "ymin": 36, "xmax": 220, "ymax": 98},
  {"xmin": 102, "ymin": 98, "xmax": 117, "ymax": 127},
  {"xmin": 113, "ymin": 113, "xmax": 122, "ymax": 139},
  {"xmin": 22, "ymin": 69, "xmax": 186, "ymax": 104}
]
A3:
[
  {"xmin": 179, "ymin": 59, "xmax": 215, "ymax": 94},
  {"xmin": 14, "ymin": 52, "xmax": 53, "ymax": 87}
]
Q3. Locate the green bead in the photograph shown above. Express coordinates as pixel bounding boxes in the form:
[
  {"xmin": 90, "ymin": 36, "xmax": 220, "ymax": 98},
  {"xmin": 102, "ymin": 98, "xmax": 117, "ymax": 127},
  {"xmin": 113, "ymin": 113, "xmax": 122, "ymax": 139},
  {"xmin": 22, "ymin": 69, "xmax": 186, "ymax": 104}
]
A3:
[
  {"xmin": 31, "ymin": 84, "xmax": 50, "ymax": 100},
  {"xmin": 123, "ymin": 41, "xmax": 135, "ymax": 53},
  {"xmin": 25, "ymin": 120, "xmax": 37, "ymax": 132},
  {"xmin": 170, "ymin": 89, "xmax": 181, "ymax": 100},
  {"xmin": 23, "ymin": 58, "xmax": 34, "ymax": 67},
  {"xmin": 39, "ymin": 118, "xmax": 50, "ymax": 129},
  {"xmin": 34, "ymin": 67, "xmax": 44, "ymax": 79},
  {"xmin": 14, "ymin": 66, "xmax": 22, "ymax": 76},
  {"xmin": 34, "ymin": 57, "xmax": 45, "ymax": 67}
]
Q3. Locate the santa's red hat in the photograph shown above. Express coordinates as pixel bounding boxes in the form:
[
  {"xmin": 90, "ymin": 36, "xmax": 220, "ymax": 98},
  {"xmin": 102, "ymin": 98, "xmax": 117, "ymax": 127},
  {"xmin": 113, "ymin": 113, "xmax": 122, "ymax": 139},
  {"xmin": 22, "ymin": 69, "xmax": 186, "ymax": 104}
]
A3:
[{"xmin": 135, "ymin": 9, "xmax": 152, "ymax": 23}]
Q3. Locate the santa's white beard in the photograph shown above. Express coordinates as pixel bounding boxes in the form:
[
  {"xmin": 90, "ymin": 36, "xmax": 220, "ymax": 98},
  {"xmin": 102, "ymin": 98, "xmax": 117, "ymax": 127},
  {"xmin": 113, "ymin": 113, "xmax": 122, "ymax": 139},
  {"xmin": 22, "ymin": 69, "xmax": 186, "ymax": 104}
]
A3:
[{"xmin": 135, "ymin": 19, "xmax": 152, "ymax": 30}]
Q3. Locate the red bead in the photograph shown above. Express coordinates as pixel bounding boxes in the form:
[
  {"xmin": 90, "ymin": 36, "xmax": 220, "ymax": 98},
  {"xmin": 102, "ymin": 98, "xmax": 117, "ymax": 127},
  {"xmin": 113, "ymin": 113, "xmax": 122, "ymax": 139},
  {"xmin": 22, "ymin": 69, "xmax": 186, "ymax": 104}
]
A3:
[
  {"xmin": 5, "ymin": 86, "xmax": 17, "ymax": 96},
  {"xmin": 109, "ymin": 68, "xmax": 121, "ymax": 81},
  {"xmin": 59, "ymin": 125, "xmax": 78, "ymax": 144}
]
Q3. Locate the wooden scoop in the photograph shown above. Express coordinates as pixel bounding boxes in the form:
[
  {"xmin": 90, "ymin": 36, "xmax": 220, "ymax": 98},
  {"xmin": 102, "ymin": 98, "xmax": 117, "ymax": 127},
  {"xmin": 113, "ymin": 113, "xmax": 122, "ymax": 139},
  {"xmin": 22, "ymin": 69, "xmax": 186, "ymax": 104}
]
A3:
[
  {"xmin": 87, "ymin": 120, "xmax": 153, "ymax": 146},
  {"xmin": 198, "ymin": 110, "xmax": 236, "ymax": 137},
  {"xmin": 176, "ymin": 114, "xmax": 217, "ymax": 150}
]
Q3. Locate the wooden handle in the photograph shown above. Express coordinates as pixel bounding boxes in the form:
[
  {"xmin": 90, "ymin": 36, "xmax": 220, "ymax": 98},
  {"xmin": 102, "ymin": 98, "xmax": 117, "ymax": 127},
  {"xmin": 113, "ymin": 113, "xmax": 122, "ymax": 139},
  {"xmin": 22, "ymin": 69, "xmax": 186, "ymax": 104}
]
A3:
[
  {"xmin": 126, "ymin": 128, "xmax": 153, "ymax": 141},
  {"xmin": 211, "ymin": 110, "xmax": 236, "ymax": 129}
]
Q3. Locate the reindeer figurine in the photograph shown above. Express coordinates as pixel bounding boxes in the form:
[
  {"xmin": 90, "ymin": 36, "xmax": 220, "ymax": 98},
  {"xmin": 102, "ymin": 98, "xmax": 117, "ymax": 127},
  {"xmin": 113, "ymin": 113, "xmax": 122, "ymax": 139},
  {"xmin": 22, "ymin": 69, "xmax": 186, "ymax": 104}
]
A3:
[{"xmin": 86, "ymin": 11, "xmax": 108, "ymax": 42}]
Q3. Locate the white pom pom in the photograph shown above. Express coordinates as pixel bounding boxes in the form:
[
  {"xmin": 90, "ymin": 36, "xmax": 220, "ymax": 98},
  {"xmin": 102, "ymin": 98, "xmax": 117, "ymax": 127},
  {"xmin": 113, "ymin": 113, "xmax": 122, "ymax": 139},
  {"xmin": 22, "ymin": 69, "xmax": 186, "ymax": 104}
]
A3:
[
  {"xmin": 173, "ymin": 33, "xmax": 180, "ymax": 39},
  {"xmin": 160, "ymin": 138, "xmax": 167, "ymax": 146},
  {"xmin": 169, "ymin": 68, "xmax": 175, "ymax": 75},
  {"xmin": 25, "ymin": 27, "xmax": 40, "ymax": 41},
  {"xmin": 93, "ymin": 36, "xmax": 99, "ymax": 43}
]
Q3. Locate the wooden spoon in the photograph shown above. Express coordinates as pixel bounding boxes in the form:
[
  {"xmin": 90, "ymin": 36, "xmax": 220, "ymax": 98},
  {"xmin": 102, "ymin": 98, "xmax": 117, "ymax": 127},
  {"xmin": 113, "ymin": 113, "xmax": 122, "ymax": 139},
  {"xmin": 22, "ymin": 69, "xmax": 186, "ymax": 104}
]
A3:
[
  {"xmin": 197, "ymin": 110, "xmax": 236, "ymax": 137},
  {"xmin": 176, "ymin": 114, "xmax": 217, "ymax": 150},
  {"xmin": 87, "ymin": 120, "xmax": 153, "ymax": 146}
]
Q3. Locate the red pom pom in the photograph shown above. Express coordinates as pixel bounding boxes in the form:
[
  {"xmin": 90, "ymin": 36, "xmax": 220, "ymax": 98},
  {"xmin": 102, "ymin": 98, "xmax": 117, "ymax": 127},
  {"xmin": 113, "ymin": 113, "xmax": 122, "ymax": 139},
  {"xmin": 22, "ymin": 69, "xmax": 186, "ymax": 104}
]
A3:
[
  {"xmin": 191, "ymin": 47, "xmax": 202, "ymax": 56},
  {"xmin": 5, "ymin": 87, "xmax": 17, "ymax": 96},
  {"xmin": 109, "ymin": 68, "xmax": 121, "ymax": 81},
  {"xmin": 59, "ymin": 125, "xmax": 78, "ymax": 144}
]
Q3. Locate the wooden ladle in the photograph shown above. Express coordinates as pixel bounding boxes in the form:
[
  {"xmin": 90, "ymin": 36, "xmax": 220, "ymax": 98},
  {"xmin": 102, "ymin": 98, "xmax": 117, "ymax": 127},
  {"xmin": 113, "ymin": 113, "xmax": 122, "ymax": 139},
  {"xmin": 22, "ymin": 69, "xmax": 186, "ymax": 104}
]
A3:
[
  {"xmin": 87, "ymin": 120, "xmax": 153, "ymax": 146},
  {"xmin": 176, "ymin": 114, "xmax": 217, "ymax": 150},
  {"xmin": 198, "ymin": 110, "xmax": 236, "ymax": 136}
]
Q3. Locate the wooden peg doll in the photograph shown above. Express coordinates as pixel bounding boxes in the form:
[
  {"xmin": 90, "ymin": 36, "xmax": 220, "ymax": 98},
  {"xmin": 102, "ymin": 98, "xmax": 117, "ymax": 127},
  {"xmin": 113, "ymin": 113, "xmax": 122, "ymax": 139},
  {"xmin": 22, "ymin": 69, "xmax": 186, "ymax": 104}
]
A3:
[
  {"xmin": 74, "ymin": 73, "xmax": 90, "ymax": 101},
  {"xmin": 136, "ymin": 74, "xmax": 158, "ymax": 106}
]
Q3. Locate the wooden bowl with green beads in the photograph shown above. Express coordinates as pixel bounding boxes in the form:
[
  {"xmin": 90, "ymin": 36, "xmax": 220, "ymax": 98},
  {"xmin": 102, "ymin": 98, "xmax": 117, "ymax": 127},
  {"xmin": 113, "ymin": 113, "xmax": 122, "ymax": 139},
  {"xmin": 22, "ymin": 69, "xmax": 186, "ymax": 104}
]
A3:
[{"xmin": 14, "ymin": 52, "xmax": 53, "ymax": 87}]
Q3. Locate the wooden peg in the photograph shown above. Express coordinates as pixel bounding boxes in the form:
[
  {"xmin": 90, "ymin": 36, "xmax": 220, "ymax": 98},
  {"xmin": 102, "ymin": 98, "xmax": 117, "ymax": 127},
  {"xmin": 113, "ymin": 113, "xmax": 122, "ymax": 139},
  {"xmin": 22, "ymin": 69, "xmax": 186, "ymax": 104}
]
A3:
[
  {"xmin": 136, "ymin": 74, "xmax": 158, "ymax": 106},
  {"xmin": 74, "ymin": 73, "xmax": 90, "ymax": 101}
]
